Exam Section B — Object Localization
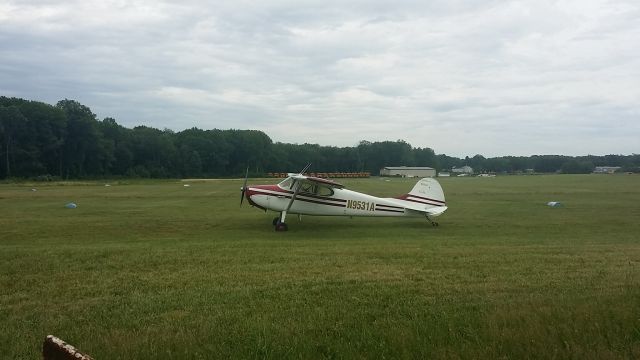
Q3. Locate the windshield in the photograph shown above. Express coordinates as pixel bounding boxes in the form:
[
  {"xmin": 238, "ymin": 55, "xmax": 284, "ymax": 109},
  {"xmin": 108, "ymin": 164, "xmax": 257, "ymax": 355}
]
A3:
[{"xmin": 278, "ymin": 177, "xmax": 293, "ymax": 189}]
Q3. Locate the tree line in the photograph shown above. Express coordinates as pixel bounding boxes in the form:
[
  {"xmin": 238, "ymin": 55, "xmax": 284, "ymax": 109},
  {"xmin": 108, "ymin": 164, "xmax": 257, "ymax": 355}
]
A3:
[{"xmin": 1, "ymin": 97, "xmax": 638, "ymax": 179}]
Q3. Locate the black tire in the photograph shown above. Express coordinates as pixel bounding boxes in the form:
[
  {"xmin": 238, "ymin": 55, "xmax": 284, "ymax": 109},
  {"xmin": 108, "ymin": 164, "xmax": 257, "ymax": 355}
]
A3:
[{"xmin": 275, "ymin": 222, "xmax": 288, "ymax": 232}]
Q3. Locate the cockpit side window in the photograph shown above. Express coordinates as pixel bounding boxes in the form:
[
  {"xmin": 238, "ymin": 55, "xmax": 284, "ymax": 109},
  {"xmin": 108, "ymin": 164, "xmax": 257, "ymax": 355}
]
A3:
[
  {"xmin": 300, "ymin": 182, "xmax": 314, "ymax": 193},
  {"xmin": 316, "ymin": 185, "xmax": 334, "ymax": 196},
  {"xmin": 279, "ymin": 179, "xmax": 334, "ymax": 196}
]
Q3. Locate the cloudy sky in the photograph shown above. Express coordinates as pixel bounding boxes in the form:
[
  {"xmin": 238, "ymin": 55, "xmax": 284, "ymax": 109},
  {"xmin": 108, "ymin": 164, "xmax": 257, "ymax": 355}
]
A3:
[{"xmin": 1, "ymin": 0, "xmax": 638, "ymax": 156}]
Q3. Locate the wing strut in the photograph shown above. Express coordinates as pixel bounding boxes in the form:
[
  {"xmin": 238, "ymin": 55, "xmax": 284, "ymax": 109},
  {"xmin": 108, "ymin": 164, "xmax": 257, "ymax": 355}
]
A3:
[
  {"xmin": 280, "ymin": 179, "xmax": 302, "ymax": 223},
  {"xmin": 299, "ymin": 163, "xmax": 312, "ymax": 175}
]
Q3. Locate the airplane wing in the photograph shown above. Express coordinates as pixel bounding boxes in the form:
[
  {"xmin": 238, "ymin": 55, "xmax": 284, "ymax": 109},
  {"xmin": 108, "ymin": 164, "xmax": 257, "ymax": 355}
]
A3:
[{"xmin": 288, "ymin": 174, "xmax": 344, "ymax": 188}]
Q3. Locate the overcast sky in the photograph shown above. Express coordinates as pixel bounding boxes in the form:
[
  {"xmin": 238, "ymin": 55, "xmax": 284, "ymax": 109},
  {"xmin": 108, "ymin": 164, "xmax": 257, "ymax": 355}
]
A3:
[{"xmin": 1, "ymin": 0, "xmax": 638, "ymax": 157}]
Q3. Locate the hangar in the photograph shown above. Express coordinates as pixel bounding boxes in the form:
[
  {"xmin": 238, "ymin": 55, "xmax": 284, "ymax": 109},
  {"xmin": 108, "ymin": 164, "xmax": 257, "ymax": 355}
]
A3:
[{"xmin": 380, "ymin": 166, "xmax": 436, "ymax": 178}]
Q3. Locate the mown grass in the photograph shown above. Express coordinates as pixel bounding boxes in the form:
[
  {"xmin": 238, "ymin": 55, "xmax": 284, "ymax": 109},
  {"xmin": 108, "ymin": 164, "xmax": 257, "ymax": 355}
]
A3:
[{"xmin": 1, "ymin": 175, "xmax": 639, "ymax": 359}]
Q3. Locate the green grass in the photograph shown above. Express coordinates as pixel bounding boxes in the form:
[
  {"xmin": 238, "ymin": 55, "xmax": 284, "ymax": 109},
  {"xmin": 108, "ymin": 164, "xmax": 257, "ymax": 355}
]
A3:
[{"xmin": 1, "ymin": 175, "xmax": 639, "ymax": 359}]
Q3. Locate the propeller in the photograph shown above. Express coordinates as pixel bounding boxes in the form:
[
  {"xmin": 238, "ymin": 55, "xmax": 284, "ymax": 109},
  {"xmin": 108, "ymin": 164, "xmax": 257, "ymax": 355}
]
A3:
[{"xmin": 240, "ymin": 166, "xmax": 249, "ymax": 206}]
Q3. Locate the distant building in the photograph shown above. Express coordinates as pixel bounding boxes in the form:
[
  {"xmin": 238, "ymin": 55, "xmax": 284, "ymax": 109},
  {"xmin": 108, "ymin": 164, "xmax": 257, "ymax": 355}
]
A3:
[
  {"xmin": 593, "ymin": 166, "xmax": 621, "ymax": 174},
  {"xmin": 452, "ymin": 165, "xmax": 473, "ymax": 174},
  {"xmin": 380, "ymin": 166, "xmax": 436, "ymax": 178},
  {"xmin": 438, "ymin": 172, "xmax": 450, "ymax": 177}
]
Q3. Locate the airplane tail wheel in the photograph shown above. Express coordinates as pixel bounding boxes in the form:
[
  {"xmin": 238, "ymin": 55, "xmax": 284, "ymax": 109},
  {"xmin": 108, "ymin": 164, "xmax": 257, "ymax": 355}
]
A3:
[{"xmin": 275, "ymin": 223, "xmax": 288, "ymax": 232}]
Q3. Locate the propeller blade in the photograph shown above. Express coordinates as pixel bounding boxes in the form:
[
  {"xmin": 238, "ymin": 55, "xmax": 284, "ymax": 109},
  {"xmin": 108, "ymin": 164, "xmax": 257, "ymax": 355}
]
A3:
[{"xmin": 240, "ymin": 167, "xmax": 249, "ymax": 206}]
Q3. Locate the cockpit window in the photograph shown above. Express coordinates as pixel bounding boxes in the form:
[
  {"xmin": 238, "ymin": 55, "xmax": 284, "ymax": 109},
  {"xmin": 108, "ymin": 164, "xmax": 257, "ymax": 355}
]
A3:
[
  {"xmin": 278, "ymin": 178, "xmax": 293, "ymax": 189},
  {"xmin": 299, "ymin": 183, "xmax": 333, "ymax": 196},
  {"xmin": 316, "ymin": 185, "xmax": 333, "ymax": 196},
  {"xmin": 278, "ymin": 178, "xmax": 334, "ymax": 197},
  {"xmin": 300, "ymin": 182, "xmax": 314, "ymax": 193}
]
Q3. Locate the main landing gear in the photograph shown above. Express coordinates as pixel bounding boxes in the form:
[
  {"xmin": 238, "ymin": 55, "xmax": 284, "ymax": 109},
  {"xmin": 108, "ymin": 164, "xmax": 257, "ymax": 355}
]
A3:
[
  {"xmin": 426, "ymin": 215, "xmax": 439, "ymax": 227},
  {"xmin": 273, "ymin": 213, "xmax": 289, "ymax": 231}
]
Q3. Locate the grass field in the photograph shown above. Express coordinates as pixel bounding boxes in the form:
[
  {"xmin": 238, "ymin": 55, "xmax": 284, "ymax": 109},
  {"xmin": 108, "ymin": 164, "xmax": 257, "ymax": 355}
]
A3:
[{"xmin": 1, "ymin": 175, "xmax": 639, "ymax": 359}]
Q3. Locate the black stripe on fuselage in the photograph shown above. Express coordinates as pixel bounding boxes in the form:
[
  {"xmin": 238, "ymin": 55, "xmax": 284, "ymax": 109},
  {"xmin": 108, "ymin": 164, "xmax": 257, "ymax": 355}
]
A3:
[
  {"xmin": 376, "ymin": 203, "xmax": 404, "ymax": 210},
  {"xmin": 375, "ymin": 208, "xmax": 405, "ymax": 213},
  {"xmin": 250, "ymin": 190, "xmax": 347, "ymax": 208},
  {"xmin": 276, "ymin": 188, "xmax": 348, "ymax": 203}
]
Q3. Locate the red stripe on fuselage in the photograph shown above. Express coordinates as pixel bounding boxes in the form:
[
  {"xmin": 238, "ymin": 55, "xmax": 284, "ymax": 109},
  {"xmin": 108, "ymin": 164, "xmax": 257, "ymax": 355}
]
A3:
[
  {"xmin": 396, "ymin": 194, "xmax": 446, "ymax": 206},
  {"xmin": 404, "ymin": 194, "xmax": 445, "ymax": 204}
]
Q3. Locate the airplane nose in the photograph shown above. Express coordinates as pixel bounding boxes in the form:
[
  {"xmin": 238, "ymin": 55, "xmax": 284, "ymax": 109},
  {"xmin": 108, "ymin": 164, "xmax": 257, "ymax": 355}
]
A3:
[
  {"xmin": 244, "ymin": 186, "xmax": 257, "ymax": 200},
  {"xmin": 241, "ymin": 185, "xmax": 254, "ymax": 206}
]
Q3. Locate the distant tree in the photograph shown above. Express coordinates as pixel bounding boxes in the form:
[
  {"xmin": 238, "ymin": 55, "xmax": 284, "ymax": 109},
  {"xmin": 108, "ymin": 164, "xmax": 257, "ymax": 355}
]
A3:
[
  {"xmin": 484, "ymin": 157, "xmax": 511, "ymax": 173},
  {"xmin": 17, "ymin": 100, "xmax": 67, "ymax": 176},
  {"xmin": 413, "ymin": 147, "xmax": 437, "ymax": 169},
  {"xmin": 532, "ymin": 155, "xmax": 566, "ymax": 173},
  {"xmin": 436, "ymin": 154, "xmax": 463, "ymax": 171},
  {"xmin": 130, "ymin": 126, "xmax": 176, "ymax": 178},
  {"xmin": 0, "ymin": 105, "xmax": 27, "ymax": 178},
  {"xmin": 174, "ymin": 128, "xmax": 232, "ymax": 177},
  {"xmin": 3, "ymin": 96, "xmax": 639, "ymax": 180},
  {"xmin": 56, "ymin": 99, "xmax": 108, "ymax": 178},
  {"xmin": 561, "ymin": 159, "xmax": 594, "ymax": 174},
  {"xmin": 356, "ymin": 140, "xmax": 415, "ymax": 174},
  {"xmin": 469, "ymin": 154, "xmax": 486, "ymax": 172},
  {"xmin": 224, "ymin": 130, "xmax": 272, "ymax": 175},
  {"xmin": 99, "ymin": 117, "xmax": 133, "ymax": 175}
]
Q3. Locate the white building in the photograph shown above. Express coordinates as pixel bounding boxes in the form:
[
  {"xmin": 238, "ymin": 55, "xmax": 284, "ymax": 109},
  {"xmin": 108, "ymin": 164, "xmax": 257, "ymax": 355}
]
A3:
[
  {"xmin": 380, "ymin": 166, "xmax": 436, "ymax": 178},
  {"xmin": 452, "ymin": 165, "xmax": 473, "ymax": 174},
  {"xmin": 593, "ymin": 166, "xmax": 621, "ymax": 174}
]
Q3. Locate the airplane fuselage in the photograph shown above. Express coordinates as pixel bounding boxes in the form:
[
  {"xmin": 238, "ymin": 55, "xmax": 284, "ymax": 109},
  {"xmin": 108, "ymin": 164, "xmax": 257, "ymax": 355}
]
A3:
[{"xmin": 245, "ymin": 183, "xmax": 442, "ymax": 218}]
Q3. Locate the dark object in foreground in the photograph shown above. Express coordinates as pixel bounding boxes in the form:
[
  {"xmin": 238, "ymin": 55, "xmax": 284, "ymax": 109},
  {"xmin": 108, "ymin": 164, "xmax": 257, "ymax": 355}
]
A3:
[{"xmin": 43, "ymin": 335, "xmax": 93, "ymax": 360}]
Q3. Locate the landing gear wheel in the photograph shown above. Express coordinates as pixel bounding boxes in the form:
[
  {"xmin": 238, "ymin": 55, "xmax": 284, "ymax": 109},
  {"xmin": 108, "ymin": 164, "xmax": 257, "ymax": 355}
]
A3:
[
  {"xmin": 431, "ymin": 222, "xmax": 439, "ymax": 227},
  {"xmin": 275, "ymin": 222, "xmax": 288, "ymax": 232},
  {"xmin": 272, "ymin": 217, "xmax": 280, "ymax": 226}
]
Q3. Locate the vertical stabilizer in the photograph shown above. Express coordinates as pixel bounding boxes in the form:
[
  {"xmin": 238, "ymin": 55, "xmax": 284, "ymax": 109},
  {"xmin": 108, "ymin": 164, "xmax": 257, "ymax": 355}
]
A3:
[{"xmin": 401, "ymin": 178, "xmax": 446, "ymax": 206}]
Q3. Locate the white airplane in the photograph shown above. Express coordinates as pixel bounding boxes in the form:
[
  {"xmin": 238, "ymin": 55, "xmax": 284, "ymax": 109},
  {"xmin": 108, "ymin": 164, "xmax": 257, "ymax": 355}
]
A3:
[{"xmin": 241, "ymin": 165, "xmax": 447, "ymax": 231}]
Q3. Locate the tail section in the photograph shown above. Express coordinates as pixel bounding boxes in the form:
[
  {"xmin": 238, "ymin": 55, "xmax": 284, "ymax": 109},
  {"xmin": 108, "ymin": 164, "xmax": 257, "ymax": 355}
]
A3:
[
  {"xmin": 398, "ymin": 178, "xmax": 446, "ymax": 207},
  {"xmin": 382, "ymin": 178, "xmax": 447, "ymax": 218}
]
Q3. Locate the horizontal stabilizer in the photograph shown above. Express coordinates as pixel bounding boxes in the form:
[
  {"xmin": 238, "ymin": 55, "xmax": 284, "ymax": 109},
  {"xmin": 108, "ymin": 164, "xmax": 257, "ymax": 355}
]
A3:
[{"xmin": 425, "ymin": 206, "xmax": 448, "ymax": 216}]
